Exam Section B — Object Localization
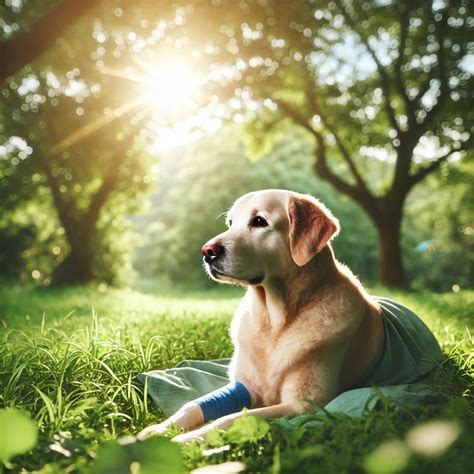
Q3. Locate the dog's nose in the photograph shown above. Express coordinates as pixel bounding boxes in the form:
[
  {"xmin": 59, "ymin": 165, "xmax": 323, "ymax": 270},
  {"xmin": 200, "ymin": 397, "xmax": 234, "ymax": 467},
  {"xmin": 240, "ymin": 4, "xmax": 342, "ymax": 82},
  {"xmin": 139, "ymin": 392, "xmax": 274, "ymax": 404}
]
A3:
[{"xmin": 201, "ymin": 241, "xmax": 225, "ymax": 263}]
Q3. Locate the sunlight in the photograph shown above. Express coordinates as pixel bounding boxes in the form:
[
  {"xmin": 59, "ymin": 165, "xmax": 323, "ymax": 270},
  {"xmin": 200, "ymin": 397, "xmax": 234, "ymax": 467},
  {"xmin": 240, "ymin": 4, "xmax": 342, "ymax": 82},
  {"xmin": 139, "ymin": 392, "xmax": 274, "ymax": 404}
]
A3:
[
  {"xmin": 140, "ymin": 60, "xmax": 198, "ymax": 109},
  {"xmin": 38, "ymin": 57, "xmax": 203, "ymax": 157},
  {"xmin": 115, "ymin": 55, "xmax": 203, "ymax": 117},
  {"xmin": 99, "ymin": 57, "xmax": 200, "ymax": 113}
]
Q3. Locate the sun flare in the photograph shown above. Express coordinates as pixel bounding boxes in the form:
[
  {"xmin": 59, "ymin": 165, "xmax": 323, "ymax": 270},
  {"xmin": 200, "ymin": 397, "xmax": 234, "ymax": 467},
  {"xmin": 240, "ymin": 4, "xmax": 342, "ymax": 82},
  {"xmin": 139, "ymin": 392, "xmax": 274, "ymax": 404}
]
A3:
[
  {"xmin": 99, "ymin": 57, "xmax": 200, "ymax": 113},
  {"xmin": 95, "ymin": 56, "xmax": 208, "ymax": 152},
  {"xmin": 141, "ymin": 61, "xmax": 198, "ymax": 109}
]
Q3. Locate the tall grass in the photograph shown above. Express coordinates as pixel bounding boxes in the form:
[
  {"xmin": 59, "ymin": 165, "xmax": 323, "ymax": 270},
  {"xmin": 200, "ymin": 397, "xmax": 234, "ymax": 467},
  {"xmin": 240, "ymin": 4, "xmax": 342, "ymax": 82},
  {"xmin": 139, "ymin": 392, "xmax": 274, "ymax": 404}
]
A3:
[{"xmin": 0, "ymin": 285, "xmax": 472, "ymax": 473}]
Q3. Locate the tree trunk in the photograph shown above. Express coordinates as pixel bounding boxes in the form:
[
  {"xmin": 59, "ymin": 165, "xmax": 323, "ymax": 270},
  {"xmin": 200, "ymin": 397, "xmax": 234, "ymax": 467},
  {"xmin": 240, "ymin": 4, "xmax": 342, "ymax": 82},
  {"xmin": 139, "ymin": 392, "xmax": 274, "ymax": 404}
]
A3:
[
  {"xmin": 375, "ymin": 211, "xmax": 405, "ymax": 287},
  {"xmin": 52, "ymin": 228, "xmax": 94, "ymax": 285}
]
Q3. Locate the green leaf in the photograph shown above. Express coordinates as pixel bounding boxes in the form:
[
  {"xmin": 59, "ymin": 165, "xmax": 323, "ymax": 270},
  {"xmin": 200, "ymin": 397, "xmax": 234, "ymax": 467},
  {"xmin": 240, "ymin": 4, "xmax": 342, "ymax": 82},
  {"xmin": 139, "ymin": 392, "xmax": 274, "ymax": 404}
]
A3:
[
  {"xmin": 91, "ymin": 437, "xmax": 183, "ymax": 474},
  {"xmin": 69, "ymin": 396, "xmax": 99, "ymax": 416},
  {"xmin": 205, "ymin": 430, "xmax": 226, "ymax": 447},
  {"xmin": 226, "ymin": 415, "xmax": 269, "ymax": 444},
  {"xmin": 0, "ymin": 408, "xmax": 38, "ymax": 464},
  {"xmin": 363, "ymin": 440, "xmax": 410, "ymax": 474}
]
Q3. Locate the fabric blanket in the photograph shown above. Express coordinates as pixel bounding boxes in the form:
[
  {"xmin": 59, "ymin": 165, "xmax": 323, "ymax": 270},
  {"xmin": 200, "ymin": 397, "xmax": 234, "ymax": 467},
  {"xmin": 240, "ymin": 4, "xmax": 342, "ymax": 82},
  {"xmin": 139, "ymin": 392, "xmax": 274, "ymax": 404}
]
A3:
[{"xmin": 138, "ymin": 297, "xmax": 446, "ymax": 419}]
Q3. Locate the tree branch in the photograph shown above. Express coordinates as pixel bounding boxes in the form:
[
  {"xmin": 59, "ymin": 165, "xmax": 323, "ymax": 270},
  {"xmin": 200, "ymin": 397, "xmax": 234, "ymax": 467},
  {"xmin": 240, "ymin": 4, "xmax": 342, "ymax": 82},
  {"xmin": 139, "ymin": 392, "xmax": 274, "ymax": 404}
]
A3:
[
  {"xmin": 272, "ymin": 97, "xmax": 319, "ymax": 137},
  {"xmin": 417, "ymin": 5, "xmax": 449, "ymax": 130},
  {"xmin": 393, "ymin": 3, "xmax": 416, "ymax": 127},
  {"xmin": 304, "ymin": 84, "xmax": 373, "ymax": 198},
  {"xmin": 394, "ymin": 5, "xmax": 410, "ymax": 100},
  {"xmin": 83, "ymin": 110, "xmax": 149, "ymax": 232},
  {"xmin": 274, "ymin": 97, "xmax": 377, "ymax": 215},
  {"xmin": 312, "ymin": 132, "xmax": 369, "ymax": 205},
  {"xmin": 334, "ymin": 0, "xmax": 401, "ymax": 136},
  {"xmin": 408, "ymin": 140, "xmax": 471, "ymax": 187},
  {"xmin": 0, "ymin": 0, "xmax": 97, "ymax": 86},
  {"xmin": 412, "ymin": 77, "xmax": 433, "ymax": 104}
]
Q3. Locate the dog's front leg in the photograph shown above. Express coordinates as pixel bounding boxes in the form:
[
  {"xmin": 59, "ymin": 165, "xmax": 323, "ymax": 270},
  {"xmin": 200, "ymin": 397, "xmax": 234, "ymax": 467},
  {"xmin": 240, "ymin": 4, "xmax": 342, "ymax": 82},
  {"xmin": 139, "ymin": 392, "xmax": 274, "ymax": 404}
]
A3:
[
  {"xmin": 172, "ymin": 402, "xmax": 302, "ymax": 443},
  {"xmin": 137, "ymin": 402, "xmax": 204, "ymax": 441},
  {"xmin": 137, "ymin": 380, "xmax": 253, "ymax": 440}
]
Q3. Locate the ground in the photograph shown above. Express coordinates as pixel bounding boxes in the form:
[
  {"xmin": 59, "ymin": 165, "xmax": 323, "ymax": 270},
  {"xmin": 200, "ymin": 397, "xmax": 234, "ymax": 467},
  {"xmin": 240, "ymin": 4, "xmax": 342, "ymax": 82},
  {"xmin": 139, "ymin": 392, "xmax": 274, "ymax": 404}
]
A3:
[{"xmin": 0, "ymin": 283, "xmax": 472, "ymax": 473}]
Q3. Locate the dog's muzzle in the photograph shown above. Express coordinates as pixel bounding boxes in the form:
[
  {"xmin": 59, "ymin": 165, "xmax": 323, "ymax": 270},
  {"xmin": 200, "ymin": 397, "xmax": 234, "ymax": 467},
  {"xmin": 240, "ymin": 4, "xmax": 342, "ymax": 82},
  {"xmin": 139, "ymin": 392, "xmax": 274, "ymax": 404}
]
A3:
[
  {"xmin": 201, "ymin": 240, "xmax": 264, "ymax": 285},
  {"xmin": 202, "ymin": 241, "xmax": 225, "ymax": 264}
]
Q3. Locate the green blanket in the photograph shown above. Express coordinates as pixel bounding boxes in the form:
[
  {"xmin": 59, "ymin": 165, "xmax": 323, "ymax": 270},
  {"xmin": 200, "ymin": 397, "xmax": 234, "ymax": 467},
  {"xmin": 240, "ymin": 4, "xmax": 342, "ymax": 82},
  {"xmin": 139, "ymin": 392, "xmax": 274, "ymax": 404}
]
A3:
[{"xmin": 138, "ymin": 298, "xmax": 445, "ymax": 419}]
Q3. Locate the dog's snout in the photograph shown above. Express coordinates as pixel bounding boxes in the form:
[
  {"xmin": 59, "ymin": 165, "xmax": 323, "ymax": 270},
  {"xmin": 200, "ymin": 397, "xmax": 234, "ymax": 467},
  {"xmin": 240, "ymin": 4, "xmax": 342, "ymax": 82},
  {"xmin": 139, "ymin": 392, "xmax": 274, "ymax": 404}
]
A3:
[{"xmin": 202, "ymin": 241, "xmax": 225, "ymax": 263}]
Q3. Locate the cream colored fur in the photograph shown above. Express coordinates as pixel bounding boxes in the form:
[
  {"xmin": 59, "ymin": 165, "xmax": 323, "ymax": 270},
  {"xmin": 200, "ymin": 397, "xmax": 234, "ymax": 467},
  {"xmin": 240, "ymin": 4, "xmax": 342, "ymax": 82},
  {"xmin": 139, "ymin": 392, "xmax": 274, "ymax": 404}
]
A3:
[{"xmin": 138, "ymin": 189, "xmax": 383, "ymax": 443}]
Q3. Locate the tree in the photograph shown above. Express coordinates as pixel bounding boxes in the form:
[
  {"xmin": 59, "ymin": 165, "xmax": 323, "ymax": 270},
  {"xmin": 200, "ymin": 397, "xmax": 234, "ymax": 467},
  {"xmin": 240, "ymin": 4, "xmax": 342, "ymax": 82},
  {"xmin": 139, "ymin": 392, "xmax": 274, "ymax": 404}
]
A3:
[
  {"xmin": 0, "ymin": 1, "xmax": 177, "ymax": 284},
  {"xmin": 0, "ymin": 75, "xmax": 152, "ymax": 284},
  {"xmin": 135, "ymin": 126, "xmax": 379, "ymax": 284},
  {"xmin": 0, "ymin": 0, "xmax": 97, "ymax": 86},
  {"xmin": 193, "ymin": 0, "xmax": 473, "ymax": 286},
  {"xmin": 2, "ymin": 0, "xmax": 472, "ymax": 287}
]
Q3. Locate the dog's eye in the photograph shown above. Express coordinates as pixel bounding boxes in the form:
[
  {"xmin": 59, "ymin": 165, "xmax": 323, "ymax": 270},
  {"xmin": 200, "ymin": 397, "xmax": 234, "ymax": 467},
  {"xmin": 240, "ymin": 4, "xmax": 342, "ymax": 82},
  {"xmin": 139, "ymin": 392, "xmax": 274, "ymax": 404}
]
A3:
[
  {"xmin": 249, "ymin": 216, "xmax": 268, "ymax": 228},
  {"xmin": 228, "ymin": 219, "xmax": 232, "ymax": 227}
]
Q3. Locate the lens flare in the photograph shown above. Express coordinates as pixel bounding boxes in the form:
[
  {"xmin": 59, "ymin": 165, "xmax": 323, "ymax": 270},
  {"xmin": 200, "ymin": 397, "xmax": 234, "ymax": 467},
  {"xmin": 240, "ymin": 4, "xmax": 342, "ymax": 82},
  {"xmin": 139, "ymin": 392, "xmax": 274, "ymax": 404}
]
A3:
[{"xmin": 141, "ymin": 61, "xmax": 198, "ymax": 109}]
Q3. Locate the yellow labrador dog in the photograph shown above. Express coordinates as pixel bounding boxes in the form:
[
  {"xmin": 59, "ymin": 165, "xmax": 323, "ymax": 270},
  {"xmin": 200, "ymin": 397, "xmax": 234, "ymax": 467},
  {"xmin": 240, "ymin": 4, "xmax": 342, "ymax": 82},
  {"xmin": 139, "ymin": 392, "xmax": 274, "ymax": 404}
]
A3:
[{"xmin": 138, "ymin": 189, "xmax": 385, "ymax": 443}]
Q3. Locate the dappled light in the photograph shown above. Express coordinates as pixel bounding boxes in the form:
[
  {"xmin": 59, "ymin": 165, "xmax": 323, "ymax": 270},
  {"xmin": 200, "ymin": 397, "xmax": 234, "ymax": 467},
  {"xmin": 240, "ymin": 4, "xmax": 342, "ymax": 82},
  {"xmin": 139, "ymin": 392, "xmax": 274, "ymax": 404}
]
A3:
[
  {"xmin": 0, "ymin": 1, "xmax": 472, "ymax": 473},
  {"xmin": 406, "ymin": 420, "xmax": 461, "ymax": 456}
]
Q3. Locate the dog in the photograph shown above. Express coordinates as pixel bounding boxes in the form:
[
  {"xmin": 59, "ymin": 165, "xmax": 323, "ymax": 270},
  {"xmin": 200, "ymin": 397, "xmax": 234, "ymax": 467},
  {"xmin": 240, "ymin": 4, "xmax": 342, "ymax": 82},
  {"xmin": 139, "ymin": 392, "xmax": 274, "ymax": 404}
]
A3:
[{"xmin": 138, "ymin": 189, "xmax": 441, "ymax": 443}]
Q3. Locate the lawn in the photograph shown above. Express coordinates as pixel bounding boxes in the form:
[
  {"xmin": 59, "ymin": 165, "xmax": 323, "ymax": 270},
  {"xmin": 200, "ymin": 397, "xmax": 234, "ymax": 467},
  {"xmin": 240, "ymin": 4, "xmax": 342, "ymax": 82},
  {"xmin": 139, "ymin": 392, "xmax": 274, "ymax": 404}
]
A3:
[{"xmin": 0, "ymin": 284, "xmax": 472, "ymax": 473}]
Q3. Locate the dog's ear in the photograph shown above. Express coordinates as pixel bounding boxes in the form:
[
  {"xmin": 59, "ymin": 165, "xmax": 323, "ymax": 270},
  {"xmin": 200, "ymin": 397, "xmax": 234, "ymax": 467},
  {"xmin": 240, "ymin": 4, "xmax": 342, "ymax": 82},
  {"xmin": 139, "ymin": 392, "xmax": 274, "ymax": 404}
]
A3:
[{"xmin": 288, "ymin": 196, "xmax": 340, "ymax": 266}]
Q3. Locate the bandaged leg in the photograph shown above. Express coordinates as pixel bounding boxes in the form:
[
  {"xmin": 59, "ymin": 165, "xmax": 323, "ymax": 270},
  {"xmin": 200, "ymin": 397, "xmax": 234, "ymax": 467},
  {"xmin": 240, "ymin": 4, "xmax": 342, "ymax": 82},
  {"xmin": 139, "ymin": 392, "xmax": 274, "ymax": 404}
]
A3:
[
  {"xmin": 137, "ymin": 381, "xmax": 252, "ymax": 441},
  {"xmin": 195, "ymin": 381, "xmax": 252, "ymax": 422}
]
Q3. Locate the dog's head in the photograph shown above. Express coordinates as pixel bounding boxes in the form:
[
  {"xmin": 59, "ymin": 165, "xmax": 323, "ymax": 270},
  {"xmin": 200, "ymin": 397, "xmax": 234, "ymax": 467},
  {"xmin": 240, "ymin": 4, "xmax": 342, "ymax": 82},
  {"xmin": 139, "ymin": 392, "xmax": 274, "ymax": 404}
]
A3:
[{"xmin": 201, "ymin": 190, "xmax": 340, "ymax": 286}]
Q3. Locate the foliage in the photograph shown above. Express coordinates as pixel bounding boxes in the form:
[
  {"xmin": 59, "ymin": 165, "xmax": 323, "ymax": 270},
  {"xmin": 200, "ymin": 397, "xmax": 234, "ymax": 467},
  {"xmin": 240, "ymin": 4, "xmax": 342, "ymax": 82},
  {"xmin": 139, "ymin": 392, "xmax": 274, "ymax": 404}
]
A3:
[
  {"xmin": 0, "ymin": 1, "xmax": 177, "ymax": 284},
  {"xmin": 0, "ymin": 218, "xmax": 37, "ymax": 281},
  {"xmin": 1, "ymin": 0, "xmax": 472, "ymax": 287},
  {"xmin": 184, "ymin": 0, "xmax": 473, "ymax": 286},
  {"xmin": 0, "ymin": 284, "xmax": 472, "ymax": 472},
  {"xmin": 403, "ymin": 159, "xmax": 474, "ymax": 291},
  {"xmin": 0, "ymin": 408, "xmax": 38, "ymax": 467},
  {"xmin": 226, "ymin": 414, "xmax": 270, "ymax": 444},
  {"xmin": 91, "ymin": 437, "xmax": 183, "ymax": 474},
  {"xmin": 134, "ymin": 126, "xmax": 379, "ymax": 284},
  {"xmin": 136, "ymin": 127, "xmax": 472, "ymax": 290},
  {"xmin": 0, "ymin": 197, "xmax": 66, "ymax": 284}
]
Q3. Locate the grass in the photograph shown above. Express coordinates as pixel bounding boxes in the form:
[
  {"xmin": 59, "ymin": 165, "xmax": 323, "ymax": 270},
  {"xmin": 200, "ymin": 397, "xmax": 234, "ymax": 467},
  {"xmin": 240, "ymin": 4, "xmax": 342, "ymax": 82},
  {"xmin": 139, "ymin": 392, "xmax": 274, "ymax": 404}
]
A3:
[{"xmin": 0, "ymin": 283, "xmax": 472, "ymax": 473}]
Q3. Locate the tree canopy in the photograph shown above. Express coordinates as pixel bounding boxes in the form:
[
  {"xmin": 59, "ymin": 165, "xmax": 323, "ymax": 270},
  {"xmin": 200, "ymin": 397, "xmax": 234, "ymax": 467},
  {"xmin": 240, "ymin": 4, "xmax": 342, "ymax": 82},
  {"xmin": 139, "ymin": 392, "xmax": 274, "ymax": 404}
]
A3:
[
  {"xmin": 183, "ymin": 0, "xmax": 473, "ymax": 285},
  {"xmin": 0, "ymin": 0, "xmax": 472, "ymax": 287}
]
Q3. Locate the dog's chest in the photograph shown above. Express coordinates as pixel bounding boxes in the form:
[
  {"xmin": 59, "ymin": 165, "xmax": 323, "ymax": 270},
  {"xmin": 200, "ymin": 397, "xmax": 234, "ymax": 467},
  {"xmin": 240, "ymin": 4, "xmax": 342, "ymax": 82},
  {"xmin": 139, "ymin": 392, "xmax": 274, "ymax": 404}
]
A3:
[{"xmin": 232, "ymin": 309, "xmax": 324, "ymax": 406}]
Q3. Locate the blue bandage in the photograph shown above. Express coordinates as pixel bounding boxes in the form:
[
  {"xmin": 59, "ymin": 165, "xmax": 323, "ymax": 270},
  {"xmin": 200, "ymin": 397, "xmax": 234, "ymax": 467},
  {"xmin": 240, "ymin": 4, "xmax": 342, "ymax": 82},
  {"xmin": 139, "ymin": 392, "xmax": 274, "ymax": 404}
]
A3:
[{"xmin": 196, "ymin": 381, "xmax": 252, "ymax": 422}]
